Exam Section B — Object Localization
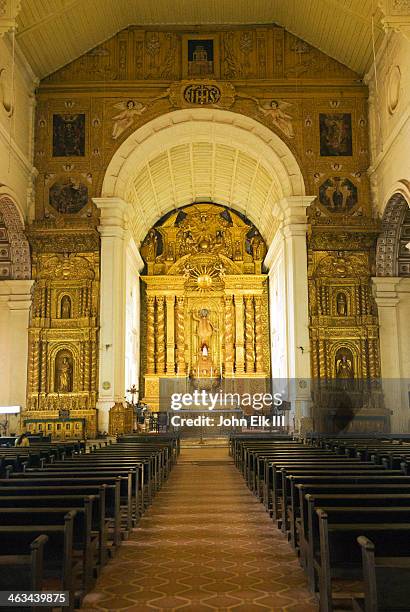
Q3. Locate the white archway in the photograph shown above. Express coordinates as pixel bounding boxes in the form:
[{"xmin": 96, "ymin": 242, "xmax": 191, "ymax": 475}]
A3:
[
  {"xmin": 94, "ymin": 108, "xmax": 314, "ymax": 431},
  {"xmin": 101, "ymin": 108, "xmax": 307, "ymax": 244}
]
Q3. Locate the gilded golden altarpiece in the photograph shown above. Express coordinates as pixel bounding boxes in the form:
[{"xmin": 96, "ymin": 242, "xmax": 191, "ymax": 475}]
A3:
[
  {"xmin": 140, "ymin": 204, "xmax": 269, "ymax": 407},
  {"xmin": 26, "ymin": 224, "xmax": 100, "ymax": 436},
  {"xmin": 25, "ymin": 24, "xmax": 388, "ymax": 433}
]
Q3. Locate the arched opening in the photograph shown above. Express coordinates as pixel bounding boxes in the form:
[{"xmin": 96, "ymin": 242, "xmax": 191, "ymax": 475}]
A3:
[
  {"xmin": 376, "ymin": 191, "xmax": 410, "ymax": 277},
  {"xmin": 0, "ymin": 193, "xmax": 32, "ymax": 421},
  {"xmin": 138, "ymin": 202, "xmax": 269, "ymax": 412},
  {"xmin": 373, "ymin": 188, "xmax": 410, "ymax": 432},
  {"xmin": 0, "ymin": 195, "xmax": 31, "ymax": 280},
  {"xmin": 95, "ymin": 109, "xmax": 315, "ymax": 431}
]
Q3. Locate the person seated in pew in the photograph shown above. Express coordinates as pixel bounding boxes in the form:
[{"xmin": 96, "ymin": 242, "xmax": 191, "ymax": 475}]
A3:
[{"xmin": 14, "ymin": 433, "xmax": 30, "ymax": 447}]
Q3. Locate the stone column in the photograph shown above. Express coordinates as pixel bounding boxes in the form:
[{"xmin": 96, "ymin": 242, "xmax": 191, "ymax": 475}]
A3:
[
  {"xmin": 166, "ymin": 295, "xmax": 175, "ymax": 374},
  {"xmin": 0, "ymin": 280, "xmax": 33, "ymax": 414},
  {"xmin": 175, "ymin": 297, "xmax": 186, "ymax": 375},
  {"xmin": 234, "ymin": 295, "xmax": 245, "ymax": 374},
  {"xmin": 93, "ymin": 197, "xmax": 128, "ymax": 432},
  {"xmin": 372, "ymin": 277, "xmax": 410, "ymax": 431},
  {"xmin": 265, "ymin": 195, "xmax": 315, "ymax": 431},
  {"xmin": 244, "ymin": 296, "xmax": 255, "ymax": 373},
  {"xmin": 156, "ymin": 296, "xmax": 166, "ymax": 375}
]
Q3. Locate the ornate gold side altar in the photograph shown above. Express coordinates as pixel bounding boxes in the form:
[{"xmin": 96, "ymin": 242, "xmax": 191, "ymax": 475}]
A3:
[
  {"xmin": 24, "ymin": 223, "xmax": 100, "ymax": 437},
  {"xmin": 140, "ymin": 203, "xmax": 270, "ymax": 408}
]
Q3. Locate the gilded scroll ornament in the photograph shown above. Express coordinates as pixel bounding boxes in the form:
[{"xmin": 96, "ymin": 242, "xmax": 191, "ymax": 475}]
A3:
[
  {"xmin": 245, "ymin": 296, "xmax": 255, "ymax": 373},
  {"xmin": 146, "ymin": 296, "xmax": 155, "ymax": 374},
  {"xmin": 156, "ymin": 296, "xmax": 166, "ymax": 374},
  {"xmin": 175, "ymin": 297, "xmax": 186, "ymax": 374}
]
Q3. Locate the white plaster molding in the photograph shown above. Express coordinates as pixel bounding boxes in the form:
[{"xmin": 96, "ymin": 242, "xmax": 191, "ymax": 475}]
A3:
[
  {"xmin": 0, "ymin": 1, "xmax": 21, "ymax": 37},
  {"xmin": 367, "ymin": 101, "xmax": 410, "ymax": 175},
  {"xmin": 0, "ymin": 120, "xmax": 35, "ymax": 176},
  {"xmin": 126, "ymin": 231, "xmax": 144, "ymax": 273},
  {"xmin": 379, "ymin": 0, "xmax": 410, "ymax": 39}
]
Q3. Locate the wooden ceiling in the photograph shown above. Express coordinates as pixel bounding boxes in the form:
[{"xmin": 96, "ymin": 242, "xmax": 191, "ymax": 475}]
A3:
[{"xmin": 15, "ymin": 0, "xmax": 384, "ymax": 78}]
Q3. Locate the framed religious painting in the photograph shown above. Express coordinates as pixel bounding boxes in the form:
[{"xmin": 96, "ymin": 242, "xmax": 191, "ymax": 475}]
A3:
[
  {"xmin": 319, "ymin": 113, "xmax": 353, "ymax": 156},
  {"xmin": 182, "ymin": 34, "xmax": 220, "ymax": 79},
  {"xmin": 52, "ymin": 113, "xmax": 86, "ymax": 157}
]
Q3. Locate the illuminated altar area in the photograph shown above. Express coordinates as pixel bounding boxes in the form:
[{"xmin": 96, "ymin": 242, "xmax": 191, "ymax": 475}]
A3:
[{"xmin": 139, "ymin": 202, "xmax": 270, "ymax": 409}]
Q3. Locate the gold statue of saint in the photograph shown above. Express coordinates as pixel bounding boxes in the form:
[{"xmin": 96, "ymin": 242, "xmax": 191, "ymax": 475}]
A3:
[
  {"xmin": 194, "ymin": 308, "xmax": 215, "ymax": 356},
  {"xmin": 61, "ymin": 295, "xmax": 71, "ymax": 319},
  {"xmin": 336, "ymin": 354, "xmax": 353, "ymax": 378},
  {"xmin": 336, "ymin": 292, "xmax": 347, "ymax": 316},
  {"xmin": 57, "ymin": 356, "xmax": 73, "ymax": 392}
]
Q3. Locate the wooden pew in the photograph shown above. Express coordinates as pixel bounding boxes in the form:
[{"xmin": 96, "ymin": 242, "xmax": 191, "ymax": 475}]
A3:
[
  {"xmin": 0, "ymin": 483, "xmax": 116, "ymax": 564},
  {"xmin": 0, "ymin": 534, "xmax": 48, "ymax": 612},
  {"xmin": 3, "ymin": 475, "xmax": 125, "ymax": 545},
  {"xmin": 284, "ymin": 474, "xmax": 410, "ymax": 548},
  {"xmin": 298, "ymin": 491, "xmax": 410, "ymax": 591},
  {"xmin": 0, "ymin": 505, "xmax": 97, "ymax": 593},
  {"xmin": 281, "ymin": 469, "xmax": 403, "ymax": 539},
  {"xmin": 353, "ymin": 535, "xmax": 410, "ymax": 612},
  {"xmin": 315, "ymin": 508, "xmax": 410, "ymax": 612},
  {"xmin": 0, "ymin": 511, "xmax": 77, "ymax": 611}
]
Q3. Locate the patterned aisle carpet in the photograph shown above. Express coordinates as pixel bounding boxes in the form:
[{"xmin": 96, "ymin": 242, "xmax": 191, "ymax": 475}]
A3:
[{"xmin": 80, "ymin": 446, "xmax": 318, "ymax": 612}]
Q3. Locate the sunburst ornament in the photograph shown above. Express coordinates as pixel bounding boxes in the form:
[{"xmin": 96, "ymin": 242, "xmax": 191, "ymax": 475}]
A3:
[{"xmin": 183, "ymin": 262, "xmax": 225, "ymax": 292}]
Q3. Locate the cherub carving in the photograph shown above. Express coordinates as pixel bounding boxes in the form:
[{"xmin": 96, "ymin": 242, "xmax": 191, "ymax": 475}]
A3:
[
  {"xmin": 258, "ymin": 100, "xmax": 295, "ymax": 139},
  {"xmin": 111, "ymin": 99, "xmax": 146, "ymax": 140}
]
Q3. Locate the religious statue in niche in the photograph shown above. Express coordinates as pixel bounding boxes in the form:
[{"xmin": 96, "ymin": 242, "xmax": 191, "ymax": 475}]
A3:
[
  {"xmin": 319, "ymin": 113, "xmax": 352, "ymax": 156},
  {"xmin": 55, "ymin": 352, "xmax": 73, "ymax": 393},
  {"xmin": 141, "ymin": 229, "xmax": 158, "ymax": 261},
  {"xmin": 336, "ymin": 292, "xmax": 348, "ymax": 316},
  {"xmin": 192, "ymin": 308, "xmax": 218, "ymax": 378},
  {"xmin": 111, "ymin": 100, "xmax": 147, "ymax": 140},
  {"xmin": 195, "ymin": 308, "xmax": 215, "ymax": 357},
  {"xmin": 319, "ymin": 177, "xmax": 357, "ymax": 213},
  {"xmin": 258, "ymin": 100, "xmax": 295, "ymax": 138},
  {"xmin": 49, "ymin": 178, "xmax": 88, "ymax": 214},
  {"xmin": 335, "ymin": 348, "xmax": 354, "ymax": 380},
  {"xmin": 60, "ymin": 295, "xmax": 72, "ymax": 319},
  {"xmin": 188, "ymin": 40, "xmax": 214, "ymax": 76},
  {"xmin": 52, "ymin": 114, "xmax": 85, "ymax": 156}
]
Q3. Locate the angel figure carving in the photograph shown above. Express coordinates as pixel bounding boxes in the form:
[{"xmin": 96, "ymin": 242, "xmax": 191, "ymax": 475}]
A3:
[
  {"xmin": 111, "ymin": 99, "xmax": 146, "ymax": 140},
  {"xmin": 258, "ymin": 100, "xmax": 295, "ymax": 139}
]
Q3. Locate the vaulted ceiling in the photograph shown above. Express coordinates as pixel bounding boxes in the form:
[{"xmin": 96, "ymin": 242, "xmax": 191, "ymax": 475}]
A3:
[{"xmin": 16, "ymin": 0, "xmax": 384, "ymax": 79}]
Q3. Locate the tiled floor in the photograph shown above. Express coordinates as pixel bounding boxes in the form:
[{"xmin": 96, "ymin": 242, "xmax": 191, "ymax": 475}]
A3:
[{"xmin": 80, "ymin": 445, "xmax": 318, "ymax": 611}]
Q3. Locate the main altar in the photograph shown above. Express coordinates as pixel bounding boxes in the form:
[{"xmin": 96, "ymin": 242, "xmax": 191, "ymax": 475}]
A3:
[{"xmin": 140, "ymin": 202, "xmax": 271, "ymax": 410}]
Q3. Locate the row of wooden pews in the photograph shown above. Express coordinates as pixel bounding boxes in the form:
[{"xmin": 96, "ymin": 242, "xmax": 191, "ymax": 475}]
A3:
[
  {"xmin": 0, "ymin": 433, "xmax": 179, "ymax": 611},
  {"xmin": 0, "ymin": 438, "xmax": 85, "ymax": 476},
  {"xmin": 231, "ymin": 433, "xmax": 410, "ymax": 612}
]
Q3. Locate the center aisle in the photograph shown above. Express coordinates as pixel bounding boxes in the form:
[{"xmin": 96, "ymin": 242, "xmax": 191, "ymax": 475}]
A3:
[{"xmin": 81, "ymin": 445, "xmax": 318, "ymax": 611}]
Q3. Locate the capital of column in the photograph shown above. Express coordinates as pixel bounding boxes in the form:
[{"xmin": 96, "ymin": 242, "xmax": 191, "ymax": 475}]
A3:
[
  {"xmin": 280, "ymin": 195, "xmax": 316, "ymax": 226},
  {"xmin": 378, "ymin": 0, "xmax": 410, "ymax": 39},
  {"xmin": 93, "ymin": 197, "xmax": 129, "ymax": 234},
  {"xmin": 372, "ymin": 276, "xmax": 401, "ymax": 303},
  {"xmin": 0, "ymin": 280, "xmax": 34, "ymax": 310}
]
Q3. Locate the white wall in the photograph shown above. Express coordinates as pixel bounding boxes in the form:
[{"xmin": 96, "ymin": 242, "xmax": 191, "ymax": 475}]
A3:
[
  {"xmin": 0, "ymin": 35, "xmax": 37, "ymax": 426},
  {"xmin": 0, "ymin": 280, "xmax": 33, "ymax": 421},
  {"xmin": 0, "ymin": 33, "xmax": 37, "ymax": 220},
  {"xmin": 367, "ymin": 30, "xmax": 410, "ymax": 430},
  {"xmin": 125, "ymin": 236, "xmax": 144, "ymax": 404},
  {"xmin": 367, "ymin": 31, "xmax": 410, "ymax": 217}
]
